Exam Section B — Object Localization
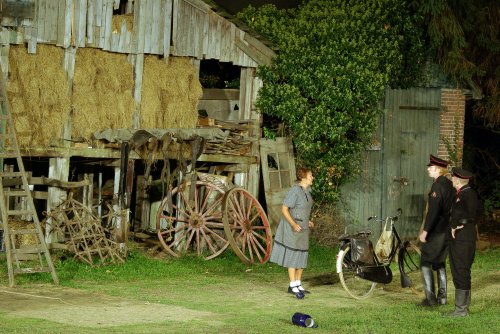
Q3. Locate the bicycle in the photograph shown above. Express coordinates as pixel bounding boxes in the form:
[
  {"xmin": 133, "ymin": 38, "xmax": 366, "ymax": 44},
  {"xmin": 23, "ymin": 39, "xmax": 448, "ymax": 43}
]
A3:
[{"xmin": 336, "ymin": 209, "xmax": 422, "ymax": 299}]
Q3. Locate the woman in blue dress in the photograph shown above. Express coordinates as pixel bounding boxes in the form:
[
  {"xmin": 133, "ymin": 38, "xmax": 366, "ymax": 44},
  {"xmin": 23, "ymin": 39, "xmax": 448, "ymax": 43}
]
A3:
[{"xmin": 269, "ymin": 167, "xmax": 314, "ymax": 298}]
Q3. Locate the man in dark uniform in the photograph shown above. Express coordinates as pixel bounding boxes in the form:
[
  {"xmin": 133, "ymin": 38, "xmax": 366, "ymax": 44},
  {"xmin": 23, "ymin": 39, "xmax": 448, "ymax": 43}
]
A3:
[
  {"xmin": 447, "ymin": 167, "xmax": 479, "ymax": 317},
  {"xmin": 418, "ymin": 154, "xmax": 455, "ymax": 306}
]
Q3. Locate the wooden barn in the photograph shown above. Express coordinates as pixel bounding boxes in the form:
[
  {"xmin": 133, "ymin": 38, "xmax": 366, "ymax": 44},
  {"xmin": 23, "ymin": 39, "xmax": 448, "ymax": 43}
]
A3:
[{"xmin": 0, "ymin": 0, "xmax": 279, "ymax": 282}]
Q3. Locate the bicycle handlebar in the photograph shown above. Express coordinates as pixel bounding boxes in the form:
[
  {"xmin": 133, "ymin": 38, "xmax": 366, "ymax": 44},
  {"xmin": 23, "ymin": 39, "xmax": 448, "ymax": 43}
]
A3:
[{"xmin": 367, "ymin": 208, "xmax": 402, "ymax": 222}]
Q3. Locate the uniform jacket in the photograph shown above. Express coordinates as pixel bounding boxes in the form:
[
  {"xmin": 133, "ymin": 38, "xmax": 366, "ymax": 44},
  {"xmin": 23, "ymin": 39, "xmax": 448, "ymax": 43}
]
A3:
[
  {"xmin": 424, "ymin": 175, "xmax": 455, "ymax": 234},
  {"xmin": 450, "ymin": 185, "xmax": 479, "ymax": 242}
]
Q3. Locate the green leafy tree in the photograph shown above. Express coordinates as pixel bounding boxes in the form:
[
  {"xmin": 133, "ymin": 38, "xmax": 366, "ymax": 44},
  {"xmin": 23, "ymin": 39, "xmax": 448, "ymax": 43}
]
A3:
[
  {"xmin": 417, "ymin": 0, "xmax": 499, "ymax": 127},
  {"xmin": 239, "ymin": 0, "xmax": 425, "ymax": 203}
]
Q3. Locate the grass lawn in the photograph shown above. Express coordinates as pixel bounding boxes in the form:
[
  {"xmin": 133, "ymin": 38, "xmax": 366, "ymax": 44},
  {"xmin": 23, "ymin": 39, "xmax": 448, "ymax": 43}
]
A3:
[{"xmin": 1, "ymin": 240, "xmax": 499, "ymax": 334}]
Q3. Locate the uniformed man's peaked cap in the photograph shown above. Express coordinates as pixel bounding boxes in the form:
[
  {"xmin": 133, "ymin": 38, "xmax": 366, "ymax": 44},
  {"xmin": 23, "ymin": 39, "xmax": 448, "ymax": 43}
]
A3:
[
  {"xmin": 427, "ymin": 154, "xmax": 449, "ymax": 168},
  {"xmin": 452, "ymin": 167, "xmax": 474, "ymax": 179}
]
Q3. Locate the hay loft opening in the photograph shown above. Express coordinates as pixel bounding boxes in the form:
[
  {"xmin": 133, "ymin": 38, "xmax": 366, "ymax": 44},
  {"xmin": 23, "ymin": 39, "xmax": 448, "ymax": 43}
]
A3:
[{"xmin": 200, "ymin": 59, "xmax": 240, "ymax": 89}]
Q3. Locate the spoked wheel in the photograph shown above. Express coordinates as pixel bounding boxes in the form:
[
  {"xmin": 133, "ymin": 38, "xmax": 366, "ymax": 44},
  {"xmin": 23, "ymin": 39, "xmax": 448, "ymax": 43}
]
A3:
[
  {"xmin": 398, "ymin": 241, "xmax": 422, "ymax": 293},
  {"xmin": 336, "ymin": 243, "xmax": 377, "ymax": 299},
  {"xmin": 156, "ymin": 181, "xmax": 229, "ymax": 260},
  {"xmin": 222, "ymin": 187, "xmax": 272, "ymax": 264}
]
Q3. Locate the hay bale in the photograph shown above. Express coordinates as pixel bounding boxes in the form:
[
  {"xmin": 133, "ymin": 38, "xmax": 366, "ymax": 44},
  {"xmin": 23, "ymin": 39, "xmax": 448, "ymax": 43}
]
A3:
[
  {"xmin": 72, "ymin": 48, "xmax": 135, "ymax": 141},
  {"xmin": 7, "ymin": 45, "xmax": 70, "ymax": 147},
  {"xmin": 8, "ymin": 45, "xmax": 202, "ymax": 146},
  {"xmin": 141, "ymin": 56, "xmax": 202, "ymax": 129},
  {"xmin": 8, "ymin": 219, "xmax": 38, "ymax": 247}
]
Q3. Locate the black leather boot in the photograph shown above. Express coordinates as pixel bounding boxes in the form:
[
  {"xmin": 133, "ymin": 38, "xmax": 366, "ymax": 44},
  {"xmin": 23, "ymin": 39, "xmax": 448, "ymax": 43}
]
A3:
[
  {"xmin": 436, "ymin": 267, "xmax": 447, "ymax": 305},
  {"xmin": 446, "ymin": 289, "xmax": 470, "ymax": 317},
  {"xmin": 418, "ymin": 266, "xmax": 437, "ymax": 306}
]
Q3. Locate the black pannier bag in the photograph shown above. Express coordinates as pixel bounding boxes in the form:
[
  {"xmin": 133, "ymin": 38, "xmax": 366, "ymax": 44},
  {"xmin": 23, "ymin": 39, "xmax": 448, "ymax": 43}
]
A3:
[{"xmin": 350, "ymin": 237, "xmax": 375, "ymax": 265}]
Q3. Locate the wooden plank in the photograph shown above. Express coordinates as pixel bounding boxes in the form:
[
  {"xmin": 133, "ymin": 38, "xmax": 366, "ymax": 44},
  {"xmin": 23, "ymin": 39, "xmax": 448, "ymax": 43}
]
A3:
[
  {"xmin": 171, "ymin": 0, "xmax": 179, "ymax": 54},
  {"xmin": 95, "ymin": 0, "xmax": 103, "ymax": 27},
  {"xmin": 74, "ymin": 0, "xmax": 88, "ymax": 47},
  {"xmin": 36, "ymin": 0, "xmax": 46, "ymax": 42},
  {"xmin": 135, "ymin": 0, "xmax": 146, "ymax": 53},
  {"xmin": 98, "ymin": 0, "xmax": 106, "ymax": 48},
  {"xmin": 230, "ymin": 23, "xmax": 237, "ymax": 64},
  {"xmin": 235, "ymin": 36, "xmax": 271, "ymax": 66},
  {"xmin": 26, "ymin": 25, "xmax": 37, "ymax": 54},
  {"xmin": 208, "ymin": 11, "xmax": 219, "ymax": 59},
  {"xmin": 63, "ymin": 0, "xmax": 72, "ymax": 48},
  {"xmin": 176, "ymin": 0, "xmax": 187, "ymax": 56},
  {"xmin": 0, "ymin": 44, "xmax": 10, "ymax": 76},
  {"xmin": 162, "ymin": 0, "xmax": 172, "ymax": 59},
  {"xmin": 132, "ymin": 53, "xmax": 144, "ymax": 128},
  {"xmin": 111, "ymin": 32, "xmax": 120, "ymax": 52},
  {"xmin": 200, "ymin": 9, "xmax": 208, "ymax": 58},
  {"xmin": 63, "ymin": 47, "xmax": 76, "ymax": 92},
  {"xmin": 183, "ymin": 0, "xmax": 192, "ymax": 56},
  {"xmin": 41, "ymin": 0, "xmax": 51, "ymax": 42},
  {"xmin": 243, "ymin": 33, "xmax": 275, "ymax": 60},
  {"xmin": 201, "ymin": 88, "xmax": 239, "ymax": 100},
  {"xmin": 56, "ymin": 0, "xmax": 65, "ymax": 46},
  {"xmin": 220, "ymin": 19, "xmax": 229, "ymax": 62},
  {"xmin": 103, "ymin": 0, "xmax": 113, "ymax": 50},
  {"xmin": 0, "ymin": 146, "xmax": 257, "ymax": 164},
  {"xmin": 87, "ymin": 0, "xmax": 95, "ymax": 44},
  {"xmin": 156, "ymin": 0, "xmax": 165, "ymax": 55},
  {"xmin": 191, "ymin": 7, "xmax": 199, "ymax": 58},
  {"xmin": 124, "ymin": 30, "xmax": 131, "ymax": 53},
  {"xmin": 46, "ymin": 0, "xmax": 58, "ymax": 42},
  {"xmin": 150, "ymin": 0, "xmax": 161, "ymax": 54},
  {"xmin": 184, "ymin": 0, "xmax": 210, "ymax": 12},
  {"xmin": 238, "ymin": 68, "xmax": 249, "ymax": 120},
  {"xmin": 142, "ymin": 0, "xmax": 152, "ymax": 53}
]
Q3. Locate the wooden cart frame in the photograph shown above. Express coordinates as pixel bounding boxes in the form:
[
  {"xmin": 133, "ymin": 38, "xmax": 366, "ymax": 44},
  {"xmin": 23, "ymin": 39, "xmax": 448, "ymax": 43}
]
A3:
[{"xmin": 156, "ymin": 173, "xmax": 272, "ymax": 264}]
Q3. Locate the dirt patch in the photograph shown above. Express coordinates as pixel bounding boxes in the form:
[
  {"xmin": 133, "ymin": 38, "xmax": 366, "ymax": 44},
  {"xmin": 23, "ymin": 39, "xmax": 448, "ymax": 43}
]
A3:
[{"xmin": 0, "ymin": 285, "xmax": 217, "ymax": 327}]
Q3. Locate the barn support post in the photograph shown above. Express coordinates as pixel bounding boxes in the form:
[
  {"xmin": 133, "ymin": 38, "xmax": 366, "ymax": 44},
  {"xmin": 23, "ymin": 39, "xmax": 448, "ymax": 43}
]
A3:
[
  {"xmin": 237, "ymin": 67, "xmax": 261, "ymax": 197},
  {"xmin": 112, "ymin": 166, "xmax": 128, "ymax": 248},
  {"xmin": 96, "ymin": 172, "xmax": 103, "ymax": 218},
  {"xmin": 45, "ymin": 158, "xmax": 70, "ymax": 243}
]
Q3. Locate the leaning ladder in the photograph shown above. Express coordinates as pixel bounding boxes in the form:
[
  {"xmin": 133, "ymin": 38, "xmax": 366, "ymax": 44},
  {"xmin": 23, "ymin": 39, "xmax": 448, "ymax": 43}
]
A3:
[{"xmin": 0, "ymin": 67, "xmax": 58, "ymax": 287}]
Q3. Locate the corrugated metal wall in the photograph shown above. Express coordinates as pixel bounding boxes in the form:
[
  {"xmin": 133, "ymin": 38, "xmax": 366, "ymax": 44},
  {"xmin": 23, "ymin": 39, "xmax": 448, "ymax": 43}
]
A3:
[{"xmin": 341, "ymin": 88, "xmax": 441, "ymax": 240}]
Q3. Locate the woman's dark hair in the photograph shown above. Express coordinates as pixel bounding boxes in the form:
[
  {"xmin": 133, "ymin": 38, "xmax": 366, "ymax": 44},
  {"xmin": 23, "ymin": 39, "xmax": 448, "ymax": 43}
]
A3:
[{"xmin": 296, "ymin": 167, "xmax": 312, "ymax": 181}]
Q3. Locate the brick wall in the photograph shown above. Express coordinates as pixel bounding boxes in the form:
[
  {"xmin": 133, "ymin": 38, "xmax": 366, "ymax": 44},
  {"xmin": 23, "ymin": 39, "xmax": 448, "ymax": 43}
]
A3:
[{"xmin": 438, "ymin": 89, "xmax": 466, "ymax": 165}]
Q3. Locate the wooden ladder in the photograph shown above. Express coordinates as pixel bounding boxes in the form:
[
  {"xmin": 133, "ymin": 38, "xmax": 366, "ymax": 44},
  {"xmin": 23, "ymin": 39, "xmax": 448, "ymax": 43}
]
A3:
[{"xmin": 0, "ymin": 67, "xmax": 59, "ymax": 287}]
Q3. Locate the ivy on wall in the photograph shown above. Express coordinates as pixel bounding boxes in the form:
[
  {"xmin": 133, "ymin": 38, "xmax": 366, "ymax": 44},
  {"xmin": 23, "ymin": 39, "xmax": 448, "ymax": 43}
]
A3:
[{"xmin": 239, "ymin": 0, "xmax": 426, "ymax": 204}]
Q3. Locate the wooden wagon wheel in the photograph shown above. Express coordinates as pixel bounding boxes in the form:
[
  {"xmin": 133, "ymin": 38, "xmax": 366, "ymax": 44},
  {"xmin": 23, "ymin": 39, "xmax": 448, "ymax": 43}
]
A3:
[
  {"xmin": 222, "ymin": 187, "xmax": 272, "ymax": 264},
  {"xmin": 156, "ymin": 181, "xmax": 229, "ymax": 260}
]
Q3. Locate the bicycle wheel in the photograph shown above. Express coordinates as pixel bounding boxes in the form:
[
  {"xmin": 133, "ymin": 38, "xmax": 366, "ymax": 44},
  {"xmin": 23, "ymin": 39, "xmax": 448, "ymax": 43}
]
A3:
[
  {"xmin": 336, "ymin": 243, "xmax": 377, "ymax": 299},
  {"xmin": 398, "ymin": 241, "xmax": 422, "ymax": 293}
]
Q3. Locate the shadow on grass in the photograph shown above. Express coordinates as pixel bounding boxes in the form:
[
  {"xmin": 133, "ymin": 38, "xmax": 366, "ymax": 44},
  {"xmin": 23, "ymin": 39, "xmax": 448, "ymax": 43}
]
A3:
[{"xmin": 306, "ymin": 273, "xmax": 339, "ymax": 286}]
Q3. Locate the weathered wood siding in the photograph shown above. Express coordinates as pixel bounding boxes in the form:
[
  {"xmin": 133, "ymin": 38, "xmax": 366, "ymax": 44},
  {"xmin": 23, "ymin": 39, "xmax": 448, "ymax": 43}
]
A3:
[{"xmin": 2, "ymin": 0, "xmax": 259, "ymax": 67}]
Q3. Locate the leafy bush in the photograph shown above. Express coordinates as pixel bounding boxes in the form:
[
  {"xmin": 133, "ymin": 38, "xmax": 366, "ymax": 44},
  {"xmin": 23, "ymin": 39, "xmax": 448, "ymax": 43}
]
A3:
[{"xmin": 239, "ymin": 0, "xmax": 425, "ymax": 204}]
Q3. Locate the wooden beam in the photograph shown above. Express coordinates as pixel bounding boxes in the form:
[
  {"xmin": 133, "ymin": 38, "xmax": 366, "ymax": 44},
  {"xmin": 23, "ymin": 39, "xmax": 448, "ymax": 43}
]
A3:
[
  {"xmin": 0, "ymin": 147, "xmax": 257, "ymax": 164},
  {"xmin": 201, "ymin": 88, "xmax": 239, "ymax": 100},
  {"xmin": 235, "ymin": 36, "xmax": 272, "ymax": 66}
]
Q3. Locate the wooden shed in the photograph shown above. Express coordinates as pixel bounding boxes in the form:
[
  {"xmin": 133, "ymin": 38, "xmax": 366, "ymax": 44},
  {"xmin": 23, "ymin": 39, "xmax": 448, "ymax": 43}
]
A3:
[{"xmin": 0, "ymin": 0, "xmax": 275, "ymax": 246}]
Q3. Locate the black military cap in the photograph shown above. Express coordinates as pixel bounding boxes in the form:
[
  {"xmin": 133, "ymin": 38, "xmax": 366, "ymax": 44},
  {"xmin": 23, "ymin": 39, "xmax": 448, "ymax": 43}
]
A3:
[
  {"xmin": 452, "ymin": 167, "xmax": 474, "ymax": 179},
  {"xmin": 427, "ymin": 154, "xmax": 449, "ymax": 168}
]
